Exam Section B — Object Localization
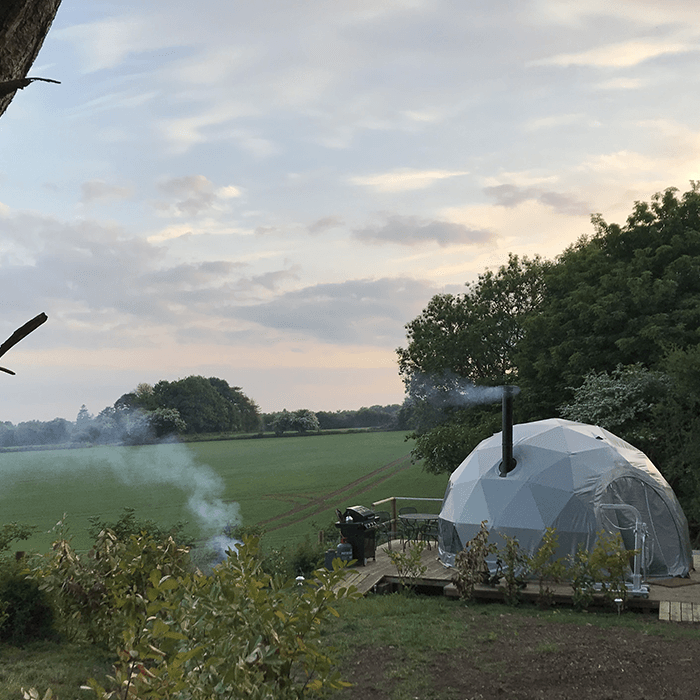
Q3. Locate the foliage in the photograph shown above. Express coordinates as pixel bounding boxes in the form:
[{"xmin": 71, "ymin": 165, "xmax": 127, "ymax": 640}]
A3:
[
  {"xmin": 285, "ymin": 536, "xmax": 326, "ymax": 577},
  {"xmin": 494, "ymin": 534, "xmax": 529, "ymax": 606},
  {"xmin": 0, "ymin": 523, "xmax": 53, "ymax": 646},
  {"xmin": 387, "ymin": 542, "xmax": 428, "ymax": 591},
  {"xmin": 0, "ymin": 559, "xmax": 55, "ymax": 646},
  {"xmin": 397, "ymin": 254, "xmax": 548, "ymax": 386},
  {"xmin": 86, "ymin": 507, "xmax": 193, "ymax": 548},
  {"xmin": 153, "ymin": 375, "xmax": 260, "ymax": 435},
  {"xmin": 22, "ymin": 689, "xmax": 57, "ymax": 700},
  {"xmin": 1, "ymin": 376, "xmax": 261, "ymax": 448},
  {"xmin": 644, "ymin": 345, "xmax": 700, "ymax": 542},
  {"xmin": 567, "ymin": 532, "xmax": 635, "ymax": 610},
  {"xmin": 528, "ymin": 527, "xmax": 566, "ymax": 609},
  {"xmin": 28, "ymin": 515, "xmax": 357, "ymax": 698},
  {"xmin": 309, "ymin": 404, "xmax": 406, "ymax": 431},
  {"xmin": 29, "ymin": 519, "xmax": 191, "ymax": 647},
  {"xmin": 74, "ymin": 535, "xmax": 358, "ymax": 700},
  {"xmin": 269, "ymin": 409, "xmax": 321, "ymax": 436},
  {"xmin": 405, "ymin": 404, "xmax": 501, "ymax": 475},
  {"xmin": 589, "ymin": 531, "xmax": 636, "ymax": 604},
  {"xmin": 396, "ymin": 254, "xmax": 547, "ymax": 474},
  {"xmin": 452, "ymin": 521, "xmax": 497, "ymax": 601},
  {"xmin": 0, "ymin": 523, "xmax": 35, "ymax": 553},
  {"xmin": 558, "ymin": 364, "xmax": 671, "ymax": 447},
  {"xmin": 520, "ymin": 185, "xmax": 700, "ymax": 415}
]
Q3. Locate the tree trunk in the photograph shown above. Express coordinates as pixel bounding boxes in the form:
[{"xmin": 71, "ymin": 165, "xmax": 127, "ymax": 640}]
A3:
[{"xmin": 0, "ymin": 0, "xmax": 62, "ymax": 120}]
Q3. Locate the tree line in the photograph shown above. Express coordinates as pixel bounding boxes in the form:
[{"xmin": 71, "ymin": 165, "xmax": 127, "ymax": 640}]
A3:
[
  {"xmin": 397, "ymin": 185, "xmax": 700, "ymax": 540},
  {"xmin": 0, "ymin": 374, "xmax": 408, "ymax": 448}
]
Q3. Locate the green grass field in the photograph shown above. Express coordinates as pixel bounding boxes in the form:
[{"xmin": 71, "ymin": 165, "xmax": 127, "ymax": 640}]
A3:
[{"xmin": 0, "ymin": 432, "xmax": 449, "ymax": 553}]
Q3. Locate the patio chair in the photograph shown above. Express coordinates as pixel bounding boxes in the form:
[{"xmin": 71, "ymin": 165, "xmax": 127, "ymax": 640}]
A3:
[
  {"xmin": 420, "ymin": 518, "xmax": 440, "ymax": 549},
  {"xmin": 375, "ymin": 510, "xmax": 392, "ymax": 547},
  {"xmin": 398, "ymin": 506, "xmax": 419, "ymax": 548}
]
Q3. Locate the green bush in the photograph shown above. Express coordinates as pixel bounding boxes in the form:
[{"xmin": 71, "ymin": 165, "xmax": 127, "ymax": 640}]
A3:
[
  {"xmin": 0, "ymin": 559, "xmax": 54, "ymax": 645},
  {"xmin": 495, "ymin": 534, "xmax": 529, "ymax": 606},
  {"xmin": 0, "ymin": 522, "xmax": 54, "ymax": 645},
  {"xmin": 29, "ymin": 519, "xmax": 191, "ymax": 647},
  {"xmin": 452, "ymin": 520, "xmax": 497, "ymax": 601},
  {"xmin": 529, "ymin": 527, "xmax": 566, "ymax": 609},
  {"xmin": 388, "ymin": 541, "xmax": 428, "ymax": 591},
  {"xmin": 87, "ymin": 506, "xmax": 193, "ymax": 547},
  {"xmin": 77, "ymin": 535, "xmax": 358, "ymax": 699}
]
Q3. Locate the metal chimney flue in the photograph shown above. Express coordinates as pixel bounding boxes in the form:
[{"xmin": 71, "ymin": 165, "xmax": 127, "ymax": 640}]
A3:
[{"xmin": 498, "ymin": 385, "xmax": 519, "ymax": 477}]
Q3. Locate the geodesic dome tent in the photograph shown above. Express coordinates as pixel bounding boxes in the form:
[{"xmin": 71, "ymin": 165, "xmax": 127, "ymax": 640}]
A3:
[{"xmin": 438, "ymin": 418, "xmax": 693, "ymax": 578}]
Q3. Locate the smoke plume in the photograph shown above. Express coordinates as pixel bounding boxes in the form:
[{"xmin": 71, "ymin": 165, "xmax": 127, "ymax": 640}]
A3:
[{"xmin": 408, "ymin": 372, "xmax": 515, "ymax": 409}]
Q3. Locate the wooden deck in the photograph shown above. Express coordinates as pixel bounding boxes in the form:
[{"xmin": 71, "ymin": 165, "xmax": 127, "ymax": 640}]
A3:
[
  {"xmin": 335, "ymin": 539, "xmax": 453, "ymax": 595},
  {"xmin": 334, "ymin": 541, "xmax": 700, "ymax": 623}
]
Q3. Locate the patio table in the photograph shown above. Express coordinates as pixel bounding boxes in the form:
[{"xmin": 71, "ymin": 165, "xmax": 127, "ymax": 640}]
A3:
[{"xmin": 399, "ymin": 513, "xmax": 439, "ymax": 548}]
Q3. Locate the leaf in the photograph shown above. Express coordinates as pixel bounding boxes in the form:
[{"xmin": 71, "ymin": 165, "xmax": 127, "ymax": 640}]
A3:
[
  {"xmin": 159, "ymin": 575, "xmax": 179, "ymax": 591},
  {"xmin": 151, "ymin": 618, "xmax": 170, "ymax": 637}
]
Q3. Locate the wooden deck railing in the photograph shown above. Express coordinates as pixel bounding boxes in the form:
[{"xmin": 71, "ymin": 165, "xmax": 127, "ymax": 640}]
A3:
[{"xmin": 372, "ymin": 496, "xmax": 442, "ymax": 542}]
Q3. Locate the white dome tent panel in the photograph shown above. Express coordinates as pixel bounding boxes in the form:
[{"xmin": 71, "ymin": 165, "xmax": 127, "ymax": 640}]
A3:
[
  {"xmin": 535, "ymin": 461, "xmax": 576, "ymax": 492},
  {"xmin": 437, "ymin": 418, "xmax": 693, "ymax": 578},
  {"xmin": 458, "ymin": 482, "xmax": 492, "ymax": 524},
  {"xmin": 479, "ymin": 478, "xmax": 522, "ymax": 523},
  {"xmin": 530, "ymin": 483, "xmax": 578, "ymax": 524},
  {"xmin": 497, "ymin": 485, "xmax": 546, "ymax": 531}
]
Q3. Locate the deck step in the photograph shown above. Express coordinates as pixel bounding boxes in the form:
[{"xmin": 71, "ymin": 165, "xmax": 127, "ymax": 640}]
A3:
[{"xmin": 659, "ymin": 601, "xmax": 700, "ymax": 623}]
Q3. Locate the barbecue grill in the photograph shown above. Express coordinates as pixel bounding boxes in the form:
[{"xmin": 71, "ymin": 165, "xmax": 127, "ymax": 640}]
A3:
[{"xmin": 335, "ymin": 505, "xmax": 379, "ymax": 565}]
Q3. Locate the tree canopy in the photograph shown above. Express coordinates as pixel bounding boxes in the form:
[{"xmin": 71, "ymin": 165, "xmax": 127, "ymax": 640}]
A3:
[{"xmin": 519, "ymin": 185, "xmax": 700, "ymax": 415}]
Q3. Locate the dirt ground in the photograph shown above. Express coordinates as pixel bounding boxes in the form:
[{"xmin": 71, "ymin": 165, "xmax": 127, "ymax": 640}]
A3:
[{"xmin": 333, "ymin": 614, "xmax": 700, "ymax": 700}]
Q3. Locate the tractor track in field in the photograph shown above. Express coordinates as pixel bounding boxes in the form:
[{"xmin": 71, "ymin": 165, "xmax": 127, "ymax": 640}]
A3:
[{"xmin": 258, "ymin": 453, "xmax": 413, "ymax": 531}]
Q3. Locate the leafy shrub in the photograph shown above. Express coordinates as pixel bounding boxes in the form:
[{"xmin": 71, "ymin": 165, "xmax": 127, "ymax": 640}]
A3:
[
  {"xmin": 568, "ymin": 532, "xmax": 635, "ymax": 610},
  {"xmin": 30, "ymin": 519, "xmax": 191, "ymax": 647},
  {"xmin": 0, "ymin": 558, "xmax": 54, "ymax": 645},
  {"xmin": 589, "ymin": 531, "xmax": 636, "ymax": 604},
  {"xmin": 87, "ymin": 506, "xmax": 193, "ymax": 547},
  {"xmin": 288, "ymin": 536, "xmax": 326, "ymax": 577},
  {"xmin": 494, "ymin": 534, "xmax": 529, "ymax": 606},
  {"xmin": 452, "ymin": 520, "xmax": 497, "ymax": 601},
  {"xmin": 529, "ymin": 527, "xmax": 566, "ymax": 608},
  {"xmin": 0, "ymin": 522, "xmax": 54, "ymax": 645},
  {"xmin": 76, "ymin": 535, "xmax": 358, "ymax": 700},
  {"xmin": 388, "ymin": 541, "xmax": 428, "ymax": 591}
]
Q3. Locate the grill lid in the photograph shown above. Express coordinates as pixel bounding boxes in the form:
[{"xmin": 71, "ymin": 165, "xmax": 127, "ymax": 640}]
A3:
[{"xmin": 340, "ymin": 505, "xmax": 376, "ymax": 522}]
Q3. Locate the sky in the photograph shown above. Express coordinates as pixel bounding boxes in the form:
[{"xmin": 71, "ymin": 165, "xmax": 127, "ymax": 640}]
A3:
[{"xmin": 1, "ymin": 0, "xmax": 699, "ymax": 424}]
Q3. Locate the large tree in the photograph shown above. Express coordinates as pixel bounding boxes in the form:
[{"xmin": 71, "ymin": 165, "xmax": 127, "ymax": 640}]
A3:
[
  {"xmin": 397, "ymin": 254, "xmax": 548, "ymax": 389},
  {"xmin": 396, "ymin": 254, "xmax": 548, "ymax": 473},
  {"xmin": 152, "ymin": 376, "xmax": 260, "ymax": 434},
  {"xmin": 207, "ymin": 377, "xmax": 261, "ymax": 432},
  {"xmin": 519, "ymin": 185, "xmax": 700, "ymax": 416}
]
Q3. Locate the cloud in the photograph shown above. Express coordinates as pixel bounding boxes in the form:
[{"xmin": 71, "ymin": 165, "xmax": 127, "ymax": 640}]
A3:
[
  {"xmin": 308, "ymin": 216, "xmax": 344, "ymax": 235},
  {"xmin": 216, "ymin": 185, "xmax": 242, "ymax": 199},
  {"xmin": 231, "ymin": 277, "xmax": 435, "ymax": 346},
  {"xmin": 157, "ymin": 175, "xmax": 216, "ymax": 215},
  {"xmin": 155, "ymin": 175, "xmax": 243, "ymax": 218},
  {"xmin": 350, "ymin": 168, "xmax": 469, "ymax": 193},
  {"xmin": 484, "ymin": 184, "xmax": 591, "ymax": 216},
  {"xmin": 531, "ymin": 39, "xmax": 696, "ymax": 69},
  {"xmin": 57, "ymin": 16, "xmax": 159, "ymax": 72},
  {"xmin": 0, "ymin": 208, "xmax": 298, "ymax": 348},
  {"xmin": 353, "ymin": 214, "xmax": 492, "ymax": 247},
  {"xmin": 532, "ymin": 0, "xmax": 697, "ymax": 29},
  {"xmin": 80, "ymin": 180, "xmax": 133, "ymax": 204}
]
